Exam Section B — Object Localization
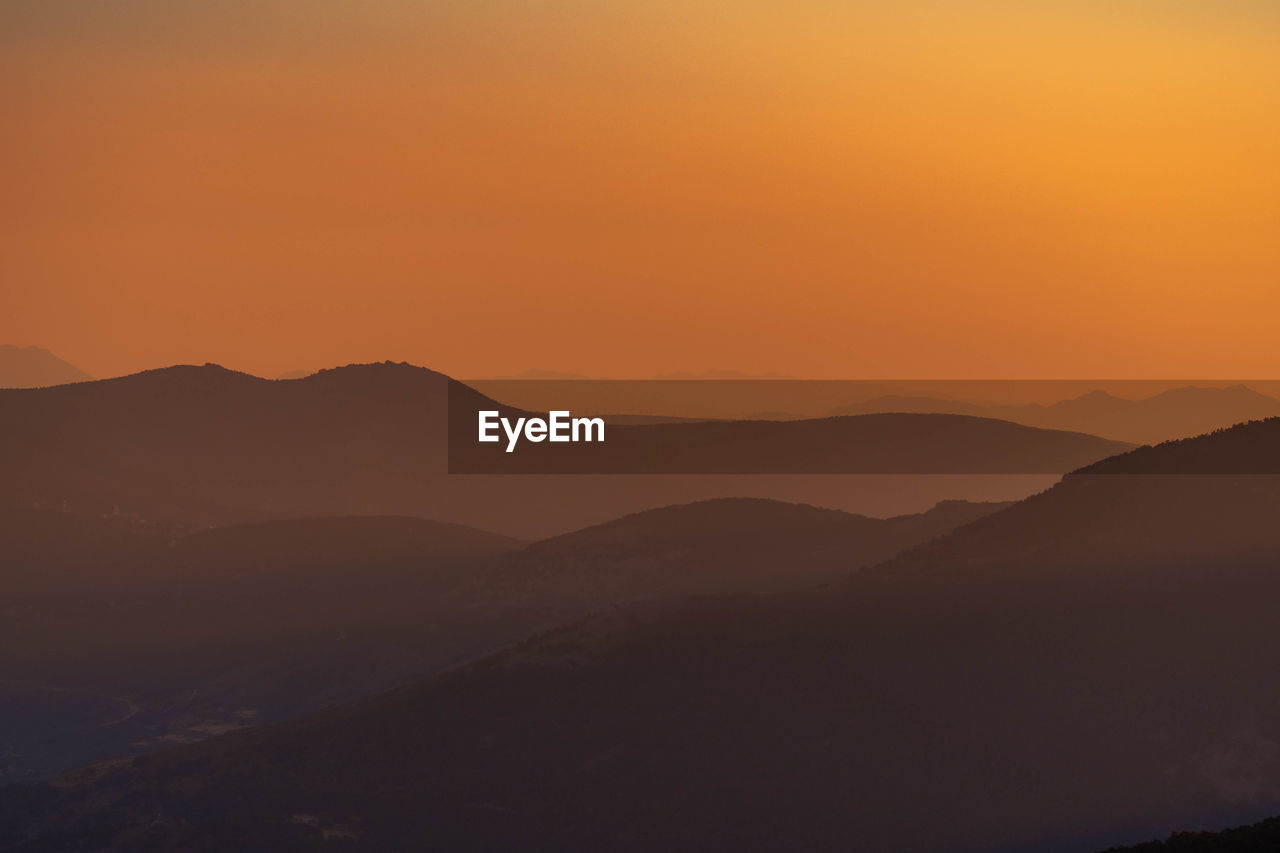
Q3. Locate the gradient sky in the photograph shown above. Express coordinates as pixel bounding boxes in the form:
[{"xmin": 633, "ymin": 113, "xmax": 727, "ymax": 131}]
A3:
[{"xmin": 3, "ymin": 1, "xmax": 1278, "ymax": 379}]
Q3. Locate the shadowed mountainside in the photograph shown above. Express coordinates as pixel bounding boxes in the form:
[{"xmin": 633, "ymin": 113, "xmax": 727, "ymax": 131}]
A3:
[
  {"xmin": 831, "ymin": 386, "xmax": 1280, "ymax": 445},
  {"xmin": 0, "ymin": 512, "xmax": 521, "ymax": 781},
  {"xmin": 449, "ymin": 497, "xmax": 1007, "ymax": 644},
  {"xmin": 7, "ymin": 420, "xmax": 1280, "ymax": 851},
  {"xmin": 0, "ymin": 346, "xmax": 91, "ymax": 389},
  {"xmin": 0, "ymin": 498, "xmax": 1005, "ymax": 782}
]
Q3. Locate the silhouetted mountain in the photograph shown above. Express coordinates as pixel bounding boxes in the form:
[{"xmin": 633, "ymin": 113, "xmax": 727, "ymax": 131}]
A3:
[
  {"xmin": 10, "ymin": 420, "xmax": 1280, "ymax": 851},
  {"xmin": 0, "ymin": 346, "xmax": 91, "ymax": 388},
  {"xmin": 1077, "ymin": 417, "xmax": 1280, "ymax": 474},
  {"xmin": 831, "ymin": 386, "xmax": 1280, "ymax": 445},
  {"xmin": 0, "ymin": 362, "xmax": 1112, "ymax": 536},
  {"xmin": 1100, "ymin": 816, "xmax": 1280, "ymax": 852},
  {"xmin": 0, "ymin": 498, "xmax": 1004, "ymax": 782},
  {"xmin": 0, "ymin": 361, "xmax": 519, "ymax": 527}
]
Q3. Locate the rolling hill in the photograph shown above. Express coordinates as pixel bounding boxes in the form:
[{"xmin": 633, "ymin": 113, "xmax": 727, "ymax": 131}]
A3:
[
  {"xmin": 8, "ymin": 420, "xmax": 1279, "ymax": 850},
  {"xmin": 0, "ymin": 498, "xmax": 1004, "ymax": 783},
  {"xmin": 0, "ymin": 361, "xmax": 1118, "ymax": 536}
]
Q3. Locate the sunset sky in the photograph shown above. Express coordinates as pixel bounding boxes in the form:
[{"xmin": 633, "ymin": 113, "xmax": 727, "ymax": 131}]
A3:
[{"xmin": 3, "ymin": 1, "xmax": 1278, "ymax": 380}]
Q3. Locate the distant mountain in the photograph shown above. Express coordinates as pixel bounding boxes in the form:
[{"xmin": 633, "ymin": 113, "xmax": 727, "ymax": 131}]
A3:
[
  {"xmin": 14, "ymin": 419, "xmax": 1280, "ymax": 850},
  {"xmin": 0, "ymin": 498, "xmax": 1006, "ymax": 782},
  {"xmin": 275, "ymin": 368, "xmax": 316, "ymax": 380},
  {"xmin": 831, "ymin": 385, "xmax": 1280, "ymax": 444},
  {"xmin": 0, "ymin": 345, "xmax": 91, "ymax": 388},
  {"xmin": 830, "ymin": 393, "xmax": 989, "ymax": 417},
  {"xmin": 0, "ymin": 362, "xmax": 1115, "ymax": 536},
  {"xmin": 454, "ymin": 412, "xmax": 1130, "ymax": 474},
  {"xmin": 496, "ymin": 369, "xmax": 598, "ymax": 380},
  {"xmin": 654, "ymin": 369, "xmax": 794, "ymax": 379}
]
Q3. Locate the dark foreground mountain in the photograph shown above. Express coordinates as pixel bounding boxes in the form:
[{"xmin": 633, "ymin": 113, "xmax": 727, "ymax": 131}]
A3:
[
  {"xmin": 0, "ymin": 346, "xmax": 91, "ymax": 388},
  {"xmin": 7, "ymin": 421, "xmax": 1280, "ymax": 851},
  {"xmin": 0, "ymin": 498, "xmax": 1003, "ymax": 781},
  {"xmin": 1100, "ymin": 816, "xmax": 1280, "ymax": 852},
  {"xmin": 832, "ymin": 386, "xmax": 1280, "ymax": 445},
  {"xmin": 0, "ymin": 361, "xmax": 1111, "ymax": 536}
]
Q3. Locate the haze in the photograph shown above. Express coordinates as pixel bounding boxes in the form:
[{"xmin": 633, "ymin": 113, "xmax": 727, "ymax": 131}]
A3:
[{"xmin": 3, "ymin": 1, "xmax": 1278, "ymax": 380}]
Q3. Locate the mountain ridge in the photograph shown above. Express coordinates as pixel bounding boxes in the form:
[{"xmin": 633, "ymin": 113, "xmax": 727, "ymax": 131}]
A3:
[
  {"xmin": 0, "ymin": 361, "xmax": 1111, "ymax": 535},
  {"xmin": 831, "ymin": 384, "xmax": 1280, "ymax": 444},
  {"xmin": 9, "ymin": 416, "xmax": 1277, "ymax": 850}
]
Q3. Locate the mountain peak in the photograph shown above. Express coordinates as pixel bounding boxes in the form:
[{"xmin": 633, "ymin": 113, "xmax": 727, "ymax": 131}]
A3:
[
  {"xmin": 108, "ymin": 363, "xmax": 265, "ymax": 387},
  {"xmin": 295, "ymin": 361, "xmax": 455, "ymax": 391},
  {"xmin": 0, "ymin": 344, "xmax": 93, "ymax": 388}
]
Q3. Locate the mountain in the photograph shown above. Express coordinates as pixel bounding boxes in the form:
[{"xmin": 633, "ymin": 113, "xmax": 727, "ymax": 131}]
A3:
[
  {"xmin": 447, "ymin": 498, "xmax": 1008, "ymax": 645},
  {"xmin": 1038, "ymin": 386, "xmax": 1280, "ymax": 445},
  {"xmin": 0, "ymin": 361, "xmax": 528, "ymax": 529},
  {"xmin": 1100, "ymin": 816, "xmax": 1280, "ymax": 852},
  {"xmin": 831, "ymin": 386, "xmax": 1280, "ymax": 445},
  {"xmin": 0, "ymin": 498, "xmax": 1005, "ymax": 782},
  {"xmin": 0, "ymin": 362, "xmax": 1113, "ymax": 536},
  {"xmin": 1078, "ymin": 416, "xmax": 1280, "ymax": 473},
  {"xmin": 653, "ymin": 369, "xmax": 795, "ymax": 379},
  {"xmin": 830, "ymin": 393, "xmax": 989, "ymax": 417},
  {"xmin": 0, "ymin": 346, "xmax": 91, "ymax": 388},
  {"xmin": 452, "ymin": 411, "xmax": 1131, "ymax": 474},
  {"xmin": 495, "ymin": 369, "xmax": 598, "ymax": 380},
  {"xmin": 9, "ymin": 420, "xmax": 1280, "ymax": 851},
  {"xmin": 0, "ymin": 512, "xmax": 521, "ymax": 781}
]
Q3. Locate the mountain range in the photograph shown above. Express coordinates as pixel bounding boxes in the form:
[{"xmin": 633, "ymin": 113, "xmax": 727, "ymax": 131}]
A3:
[
  {"xmin": 831, "ymin": 385, "xmax": 1280, "ymax": 445},
  {"xmin": 0, "ymin": 497, "xmax": 1005, "ymax": 782},
  {"xmin": 0, "ymin": 362, "xmax": 1117, "ymax": 536},
  {"xmin": 4, "ymin": 417, "xmax": 1280, "ymax": 850}
]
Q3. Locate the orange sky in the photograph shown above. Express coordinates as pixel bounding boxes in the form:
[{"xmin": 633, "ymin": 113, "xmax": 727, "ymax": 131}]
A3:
[{"xmin": 3, "ymin": 1, "xmax": 1278, "ymax": 380}]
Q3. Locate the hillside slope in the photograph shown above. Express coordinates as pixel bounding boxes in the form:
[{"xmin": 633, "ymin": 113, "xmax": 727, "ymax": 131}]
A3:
[
  {"xmin": 7, "ymin": 423, "xmax": 1278, "ymax": 850},
  {"xmin": 0, "ymin": 498, "xmax": 1004, "ymax": 782}
]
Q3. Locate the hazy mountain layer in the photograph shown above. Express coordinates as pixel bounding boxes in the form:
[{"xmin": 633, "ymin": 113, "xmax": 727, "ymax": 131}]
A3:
[
  {"xmin": 0, "ymin": 361, "xmax": 1102, "ymax": 536},
  {"xmin": 0, "ymin": 346, "xmax": 91, "ymax": 389},
  {"xmin": 831, "ymin": 386, "xmax": 1280, "ymax": 445}
]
